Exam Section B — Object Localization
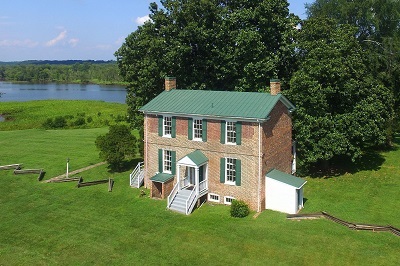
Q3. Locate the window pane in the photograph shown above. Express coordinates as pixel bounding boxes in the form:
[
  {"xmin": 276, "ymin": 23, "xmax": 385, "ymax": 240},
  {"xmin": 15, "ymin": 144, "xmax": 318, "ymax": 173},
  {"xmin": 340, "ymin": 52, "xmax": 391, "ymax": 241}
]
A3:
[
  {"xmin": 226, "ymin": 121, "xmax": 236, "ymax": 143},
  {"xmin": 164, "ymin": 150, "xmax": 172, "ymax": 172},
  {"xmin": 193, "ymin": 119, "xmax": 202, "ymax": 139},
  {"xmin": 164, "ymin": 116, "xmax": 172, "ymax": 136},
  {"xmin": 226, "ymin": 157, "xmax": 236, "ymax": 183}
]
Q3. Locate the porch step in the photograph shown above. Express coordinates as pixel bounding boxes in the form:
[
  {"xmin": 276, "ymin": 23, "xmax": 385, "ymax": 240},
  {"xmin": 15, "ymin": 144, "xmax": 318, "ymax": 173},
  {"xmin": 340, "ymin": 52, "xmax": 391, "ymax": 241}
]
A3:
[{"xmin": 169, "ymin": 189, "xmax": 194, "ymax": 214}]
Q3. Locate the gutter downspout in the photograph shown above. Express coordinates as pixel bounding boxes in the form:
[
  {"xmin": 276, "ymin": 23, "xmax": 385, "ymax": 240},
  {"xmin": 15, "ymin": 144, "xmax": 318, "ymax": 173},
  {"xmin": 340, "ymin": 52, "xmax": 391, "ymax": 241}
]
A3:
[
  {"xmin": 257, "ymin": 120, "xmax": 262, "ymax": 213},
  {"xmin": 144, "ymin": 114, "xmax": 148, "ymax": 188}
]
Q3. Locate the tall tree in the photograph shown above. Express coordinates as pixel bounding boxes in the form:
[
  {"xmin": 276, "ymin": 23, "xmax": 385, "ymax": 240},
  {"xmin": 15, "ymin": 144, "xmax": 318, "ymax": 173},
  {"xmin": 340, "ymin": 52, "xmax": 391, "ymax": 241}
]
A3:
[
  {"xmin": 115, "ymin": 0, "xmax": 299, "ymax": 129},
  {"xmin": 306, "ymin": 0, "xmax": 400, "ymax": 131},
  {"xmin": 286, "ymin": 17, "xmax": 394, "ymax": 174}
]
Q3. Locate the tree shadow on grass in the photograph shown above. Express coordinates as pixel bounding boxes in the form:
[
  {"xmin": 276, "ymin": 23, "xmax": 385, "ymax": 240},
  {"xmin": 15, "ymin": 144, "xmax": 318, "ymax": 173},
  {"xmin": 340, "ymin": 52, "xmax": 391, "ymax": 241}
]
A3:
[
  {"xmin": 107, "ymin": 157, "xmax": 144, "ymax": 173},
  {"xmin": 307, "ymin": 140, "xmax": 398, "ymax": 179}
]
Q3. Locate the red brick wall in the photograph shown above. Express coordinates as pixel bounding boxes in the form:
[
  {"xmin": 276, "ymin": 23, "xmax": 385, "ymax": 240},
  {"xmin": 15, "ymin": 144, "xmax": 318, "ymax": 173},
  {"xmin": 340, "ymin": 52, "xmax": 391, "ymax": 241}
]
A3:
[{"xmin": 143, "ymin": 101, "xmax": 293, "ymax": 212}]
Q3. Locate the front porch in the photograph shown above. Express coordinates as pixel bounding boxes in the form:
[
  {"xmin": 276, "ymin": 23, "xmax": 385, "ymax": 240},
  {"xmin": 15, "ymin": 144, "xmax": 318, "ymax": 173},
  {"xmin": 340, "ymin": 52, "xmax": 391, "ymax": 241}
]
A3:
[{"xmin": 167, "ymin": 150, "xmax": 209, "ymax": 215}]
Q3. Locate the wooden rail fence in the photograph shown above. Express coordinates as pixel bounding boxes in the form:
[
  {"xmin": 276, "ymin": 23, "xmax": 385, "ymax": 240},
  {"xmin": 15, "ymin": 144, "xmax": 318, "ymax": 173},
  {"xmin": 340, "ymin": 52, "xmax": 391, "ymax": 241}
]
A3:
[
  {"xmin": 0, "ymin": 164, "xmax": 22, "ymax": 170},
  {"xmin": 13, "ymin": 168, "xmax": 46, "ymax": 181},
  {"xmin": 287, "ymin": 211, "xmax": 400, "ymax": 237},
  {"xmin": 77, "ymin": 178, "xmax": 114, "ymax": 192}
]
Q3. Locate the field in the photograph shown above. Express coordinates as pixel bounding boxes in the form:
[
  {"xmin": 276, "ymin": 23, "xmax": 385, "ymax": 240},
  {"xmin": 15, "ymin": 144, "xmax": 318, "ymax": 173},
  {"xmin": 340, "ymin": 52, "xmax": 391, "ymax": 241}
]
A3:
[
  {"xmin": 0, "ymin": 100, "xmax": 128, "ymax": 130},
  {"xmin": 0, "ymin": 101, "xmax": 399, "ymax": 265}
]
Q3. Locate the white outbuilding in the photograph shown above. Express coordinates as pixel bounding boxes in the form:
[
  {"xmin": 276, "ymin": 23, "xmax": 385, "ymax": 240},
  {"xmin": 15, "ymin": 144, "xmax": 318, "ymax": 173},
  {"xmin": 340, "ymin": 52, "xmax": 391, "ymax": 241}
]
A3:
[{"xmin": 265, "ymin": 169, "xmax": 307, "ymax": 214}]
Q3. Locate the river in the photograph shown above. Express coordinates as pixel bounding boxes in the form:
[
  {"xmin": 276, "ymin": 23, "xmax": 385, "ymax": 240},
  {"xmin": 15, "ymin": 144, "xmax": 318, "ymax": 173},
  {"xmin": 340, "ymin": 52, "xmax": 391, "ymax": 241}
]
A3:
[{"xmin": 0, "ymin": 82, "xmax": 127, "ymax": 104}]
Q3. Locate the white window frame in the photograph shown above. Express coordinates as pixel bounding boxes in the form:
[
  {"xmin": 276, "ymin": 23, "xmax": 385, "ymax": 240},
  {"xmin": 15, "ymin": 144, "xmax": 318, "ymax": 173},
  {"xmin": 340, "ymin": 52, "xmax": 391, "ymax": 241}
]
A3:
[
  {"xmin": 224, "ymin": 196, "xmax": 235, "ymax": 205},
  {"xmin": 193, "ymin": 118, "xmax": 203, "ymax": 141},
  {"xmin": 225, "ymin": 157, "xmax": 236, "ymax": 185},
  {"xmin": 208, "ymin": 193, "xmax": 220, "ymax": 203},
  {"xmin": 163, "ymin": 149, "xmax": 172, "ymax": 173},
  {"xmin": 163, "ymin": 116, "xmax": 172, "ymax": 137},
  {"xmin": 226, "ymin": 121, "xmax": 236, "ymax": 144}
]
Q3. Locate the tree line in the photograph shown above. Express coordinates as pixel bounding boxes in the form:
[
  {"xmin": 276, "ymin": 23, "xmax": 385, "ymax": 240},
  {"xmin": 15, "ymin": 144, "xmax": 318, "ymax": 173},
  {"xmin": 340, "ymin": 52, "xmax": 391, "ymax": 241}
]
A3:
[
  {"xmin": 115, "ymin": 0, "xmax": 400, "ymax": 175},
  {"xmin": 0, "ymin": 62, "xmax": 125, "ymax": 85}
]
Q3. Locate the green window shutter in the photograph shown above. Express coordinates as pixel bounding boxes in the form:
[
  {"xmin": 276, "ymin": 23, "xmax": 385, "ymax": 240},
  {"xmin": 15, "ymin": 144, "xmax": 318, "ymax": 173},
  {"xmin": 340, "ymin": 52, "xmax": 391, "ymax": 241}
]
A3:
[
  {"xmin": 235, "ymin": 159, "xmax": 241, "ymax": 186},
  {"xmin": 220, "ymin": 158, "xmax": 225, "ymax": 183},
  {"xmin": 158, "ymin": 116, "xmax": 163, "ymax": 136},
  {"xmin": 158, "ymin": 149, "xmax": 163, "ymax": 172},
  {"xmin": 171, "ymin": 151, "xmax": 176, "ymax": 175},
  {"xmin": 202, "ymin": 119, "xmax": 207, "ymax": 142},
  {"xmin": 236, "ymin": 121, "xmax": 242, "ymax": 145},
  {"xmin": 171, "ymin": 117, "xmax": 176, "ymax": 138},
  {"xmin": 188, "ymin": 118, "xmax": 193, "ymax": 140},
  {"xmin": 220, "ymin": 121, "xmax": 226, "ymax": 144}
]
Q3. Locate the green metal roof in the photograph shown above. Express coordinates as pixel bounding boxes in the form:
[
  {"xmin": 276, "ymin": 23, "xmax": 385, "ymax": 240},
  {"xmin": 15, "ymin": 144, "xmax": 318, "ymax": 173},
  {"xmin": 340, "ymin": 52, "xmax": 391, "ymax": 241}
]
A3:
[
  {"xmin": 186, "ymin": 150, "xmax": 208, "ymax": 166},
  {"xmin": 266, "ymin": 169, "xmax": 306, "ymax": 188},
  {"xmin": 139, "ymin": 89, "xmax": 295, "ymax": 121},
  {"xmin": 150, "ymin": 173, "xmax": 174, "ymax": 183}
]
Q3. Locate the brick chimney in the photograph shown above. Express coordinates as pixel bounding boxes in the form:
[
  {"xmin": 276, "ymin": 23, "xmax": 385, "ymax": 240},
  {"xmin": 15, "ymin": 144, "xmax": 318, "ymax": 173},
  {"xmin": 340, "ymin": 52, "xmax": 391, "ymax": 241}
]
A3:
[
  {"xmin": 165, "ymin": 76, "xmax": 176, "ymax": 91},
  {"xmin": 270, "ymin": 79, "xmax": 281, "ymax": 96}
]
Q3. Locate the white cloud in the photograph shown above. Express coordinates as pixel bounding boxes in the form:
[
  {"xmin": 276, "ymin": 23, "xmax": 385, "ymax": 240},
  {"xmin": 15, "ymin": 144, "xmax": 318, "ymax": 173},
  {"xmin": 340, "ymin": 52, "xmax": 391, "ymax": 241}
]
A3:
[
  {"xmin": 135, "ymin": 15, "xmax": 150, "ymax": 25},
  {"xmin": 0, "ymin": 39, "xmax": 39, "ymax": 47},
  {"xmin": 45, "ymin": 30, "xmax": 67, "ymax": 47},
  {"xmin": 69, "ymin": 38, "xmax": 79, "ymax": 47}
]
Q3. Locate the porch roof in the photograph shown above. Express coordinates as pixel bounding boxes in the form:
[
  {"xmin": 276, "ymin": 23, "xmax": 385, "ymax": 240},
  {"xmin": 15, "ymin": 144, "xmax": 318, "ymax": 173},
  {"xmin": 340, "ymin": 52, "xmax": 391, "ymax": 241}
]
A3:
[
  {"xmin": 266, "ymin": 169, "xmax": 306, "ymax": 189},
  {"xmin": 150, "ymin": 173, "xmax": 174, "ymax": 183},
  {"xmin": 177, "ymin": 150, "xmax": 208, "ymax": 167}
]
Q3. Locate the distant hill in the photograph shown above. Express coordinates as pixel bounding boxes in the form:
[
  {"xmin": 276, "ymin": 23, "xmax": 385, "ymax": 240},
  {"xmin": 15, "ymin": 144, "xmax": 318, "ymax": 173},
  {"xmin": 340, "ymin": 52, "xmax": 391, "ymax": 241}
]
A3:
[{"xmin": 0, "ymin": 60, "xmax": 116, "ymax": 65}]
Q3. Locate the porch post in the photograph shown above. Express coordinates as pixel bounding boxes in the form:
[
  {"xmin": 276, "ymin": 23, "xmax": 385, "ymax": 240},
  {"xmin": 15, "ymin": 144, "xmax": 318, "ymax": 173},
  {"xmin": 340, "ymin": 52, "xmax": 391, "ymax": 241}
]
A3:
[
  {"xmin": 177, "ymin": 164, "xmax": 181, "ymax": 190},
  {"xmin": 195, "ymin": 166, "xmax": 199, "ymax": 195}
]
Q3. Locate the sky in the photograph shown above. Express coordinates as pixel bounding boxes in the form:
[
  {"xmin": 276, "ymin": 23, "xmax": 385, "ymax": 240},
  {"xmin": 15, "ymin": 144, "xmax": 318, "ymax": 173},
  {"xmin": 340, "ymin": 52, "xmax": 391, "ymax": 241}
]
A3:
[{"xmin": 0, "ymin": 0, "xmax": 310, "ymax": 62}]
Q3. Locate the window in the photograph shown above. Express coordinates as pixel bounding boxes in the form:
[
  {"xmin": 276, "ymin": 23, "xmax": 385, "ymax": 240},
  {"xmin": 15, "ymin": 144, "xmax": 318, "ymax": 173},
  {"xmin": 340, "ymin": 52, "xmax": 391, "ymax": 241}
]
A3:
[
  {"xmin": 158, "ymin": 149, "xmax": 176, "ymax": 174},
  {"xmin": 163, "ymin": 150, "xmax": 172, "ymax": 173},
  {"xmin": 208, "ymin": 193, "xmax": 220, "ymax": 203},
  {"xmin": 226, "ymin": 121, "xmax": 236, "ymax": 144},
  {"xmin": 220, "ymin": 157, "xmax": 241, "ymax": 186},
  {"xmin": 224, "ymin": 196, "xmax": 235, "ymax": 205},
  {"xmin": 163, "ymin": 116, "xmax": 172, "ymax": 136},
  {"xmin": 220, "ymin": 121, "xmax": 241, "ymax": 145},
  {"xmin": 193, "ymin": 119, "xmax": 202, "ymax": 140},
  {"xmin": 188, "ymin": 118, "xmax": 207, "ymax": 141},
  {"xmin": 226, "ymin": 158, "xmax": 236, "ymax": 184}
]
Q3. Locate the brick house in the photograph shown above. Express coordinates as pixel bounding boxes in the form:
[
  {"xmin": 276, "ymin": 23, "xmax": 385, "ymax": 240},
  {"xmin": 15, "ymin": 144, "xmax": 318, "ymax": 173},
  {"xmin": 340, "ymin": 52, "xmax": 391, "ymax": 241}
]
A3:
[{"xmin": 133, "ymin": 77, "xmax": 306, "ymax": 215}]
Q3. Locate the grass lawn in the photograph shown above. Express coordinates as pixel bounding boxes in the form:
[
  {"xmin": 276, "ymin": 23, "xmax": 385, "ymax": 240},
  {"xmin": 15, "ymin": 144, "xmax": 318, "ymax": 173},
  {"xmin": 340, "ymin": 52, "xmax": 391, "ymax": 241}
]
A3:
[
  {"xmin": 0, "ymin": 115, "xmax": 399, "ymax": 264},
  {"xmin": 0, "ymin": 128, "xmax": 399, "ymax": 265}
]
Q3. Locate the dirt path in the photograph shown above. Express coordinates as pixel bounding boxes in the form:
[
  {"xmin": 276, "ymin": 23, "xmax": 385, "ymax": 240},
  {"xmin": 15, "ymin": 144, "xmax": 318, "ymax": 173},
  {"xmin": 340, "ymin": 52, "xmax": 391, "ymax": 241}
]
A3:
[{"xmin": 45, "ymin": 162, "xmax": 106, "ymax": 183}]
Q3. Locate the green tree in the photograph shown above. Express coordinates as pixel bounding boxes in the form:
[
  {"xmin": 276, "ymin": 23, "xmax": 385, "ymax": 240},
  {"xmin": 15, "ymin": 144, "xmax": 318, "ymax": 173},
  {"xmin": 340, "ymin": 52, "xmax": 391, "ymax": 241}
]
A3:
[
  {"xmin": 115, "ymin": 0, "xmax": 299, "ymax": 128},
  {"xmin": 95, "ymin": 125, "xmax": 137, "ymax": 171},
  {"xmin": 286, "ymin": 17, "xmax": 394, "ymax": 174},
  {"xmin": 306, "ymin": 0, "xmax": 400, "ymax": 131}
]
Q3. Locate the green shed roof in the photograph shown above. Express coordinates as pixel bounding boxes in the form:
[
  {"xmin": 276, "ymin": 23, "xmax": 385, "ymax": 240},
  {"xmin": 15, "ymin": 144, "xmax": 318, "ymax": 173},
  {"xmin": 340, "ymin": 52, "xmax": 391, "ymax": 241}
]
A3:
[
  {"xmin": 150, "ymin": 173, "xmax": 174, "ymax": 183},
  {"xmin": 266, "ymin": 169, "xmax": 306, "ymax": 188},
  {"xmin": 139, "ymin": 89, "xmax": 295, "ymax": 121}
]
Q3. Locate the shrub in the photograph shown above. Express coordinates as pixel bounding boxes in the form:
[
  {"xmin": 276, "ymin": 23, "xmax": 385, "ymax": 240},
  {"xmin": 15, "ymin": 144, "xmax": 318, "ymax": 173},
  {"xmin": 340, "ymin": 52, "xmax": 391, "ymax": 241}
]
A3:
[
  {"xmin": 42, "ymin": 116, "xmax": 67, "ymax": 129},
  {"xmin": 42, "ymin": 118, "xmax": 54, "ymax": 129},
  {"xmin": 73, "ymin": 117, "xmax": 86, "ymax": 126},
  {"xmin": 53, "ymin": 116, "xmax": 67, "ymax": 128},
  {"xmin": 86, "ymin": 116, "xmax": 93, "ymax": 123},
  {"xmin": 230, "ymin": 200, "xmax": 250, "ymax": 218},
  {"xmin": 95, "ymin": 124, "xmax": 137, "ymax": 171}
]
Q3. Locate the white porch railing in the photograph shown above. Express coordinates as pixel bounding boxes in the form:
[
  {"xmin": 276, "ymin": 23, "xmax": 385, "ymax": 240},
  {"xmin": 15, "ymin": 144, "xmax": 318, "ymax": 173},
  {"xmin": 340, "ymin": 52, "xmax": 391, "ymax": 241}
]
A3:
[
  {"xmin": 199, "ymin": 179, "xmax": 208, "ymax": 195},
  {"xmin": 185, "ymin": 188, "xmax": 197, "ymax": 215},
  {"xmin": 129, "ymin": 162, "xmax": 144, "ymax": 188},
  {"xmin": 167, "ymin": 182, "xmax": 179, "ymax": 208}
]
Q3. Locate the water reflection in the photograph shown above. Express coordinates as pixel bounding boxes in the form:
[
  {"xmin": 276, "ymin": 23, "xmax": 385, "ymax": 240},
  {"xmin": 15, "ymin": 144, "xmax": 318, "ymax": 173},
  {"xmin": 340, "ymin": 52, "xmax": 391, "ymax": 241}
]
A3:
[{"xmin": 0, "ymin": 82, "xmax": 127, "ymax": 103}]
